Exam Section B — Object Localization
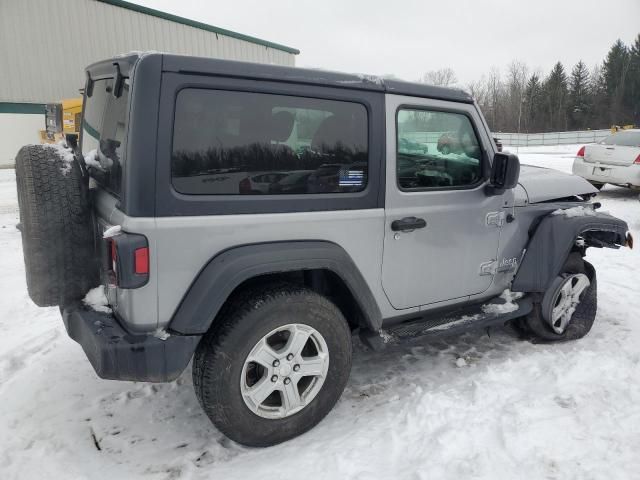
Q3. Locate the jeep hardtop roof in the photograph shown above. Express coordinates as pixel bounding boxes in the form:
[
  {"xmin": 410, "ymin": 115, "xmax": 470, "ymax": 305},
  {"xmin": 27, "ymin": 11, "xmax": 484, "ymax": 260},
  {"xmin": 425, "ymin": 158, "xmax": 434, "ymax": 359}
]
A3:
[{"xmin": 86, "ymin": 52, "xmax": 475, "ymax": 104}]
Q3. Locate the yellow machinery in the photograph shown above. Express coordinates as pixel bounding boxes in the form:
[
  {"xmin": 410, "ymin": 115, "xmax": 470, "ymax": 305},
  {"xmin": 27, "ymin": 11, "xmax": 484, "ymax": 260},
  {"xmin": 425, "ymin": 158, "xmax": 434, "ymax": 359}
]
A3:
[
  {"xmin": 40, "ymin": 98, "xmax": 83, "ymax": 145},
  {"xmin": 610, "ymin": 124, "xmax": 636, "ymax": 134}
]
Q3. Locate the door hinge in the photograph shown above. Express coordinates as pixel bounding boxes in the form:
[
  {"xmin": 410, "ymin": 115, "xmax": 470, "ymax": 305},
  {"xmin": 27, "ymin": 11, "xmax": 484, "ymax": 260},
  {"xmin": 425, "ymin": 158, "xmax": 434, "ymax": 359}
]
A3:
[
  {"xmin": 479, "ymin": 260, "xmax": 497, "ymax": 276},
  {"xmin": 486, "ymin": 211, "xmax": 506, "ymax": 227}
]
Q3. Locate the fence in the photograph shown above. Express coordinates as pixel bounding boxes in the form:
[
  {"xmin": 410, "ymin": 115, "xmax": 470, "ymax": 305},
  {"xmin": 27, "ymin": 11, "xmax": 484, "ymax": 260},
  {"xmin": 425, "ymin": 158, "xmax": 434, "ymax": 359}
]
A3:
[
  {"xmin": 494, "ymin": 129, "xmax": 610, "ymax": 147},
  {"xmin": 402, "ymin": 129, "xmax": 610, "ymax": 148}
]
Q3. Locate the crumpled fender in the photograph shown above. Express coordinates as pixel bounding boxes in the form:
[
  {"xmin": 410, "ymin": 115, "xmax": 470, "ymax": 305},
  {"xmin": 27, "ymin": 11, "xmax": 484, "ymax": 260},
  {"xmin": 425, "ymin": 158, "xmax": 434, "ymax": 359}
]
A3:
[{"xmin": 512, "ymin": 210, "xmax": 628, "ymax": 293}]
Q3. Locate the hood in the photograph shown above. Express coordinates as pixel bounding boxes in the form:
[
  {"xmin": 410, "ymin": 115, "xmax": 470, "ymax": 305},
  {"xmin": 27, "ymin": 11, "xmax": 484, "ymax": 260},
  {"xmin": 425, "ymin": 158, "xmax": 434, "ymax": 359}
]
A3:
[{"xmin": 517, "ymin": 164, "xmax": 597, "ymax": 204}]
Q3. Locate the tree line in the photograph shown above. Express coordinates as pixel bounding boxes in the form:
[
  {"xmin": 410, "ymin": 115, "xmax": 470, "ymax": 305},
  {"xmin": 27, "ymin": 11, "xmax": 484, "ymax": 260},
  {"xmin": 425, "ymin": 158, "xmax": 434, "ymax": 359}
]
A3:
[{"xmin": 419, "ymin": 33, "xmax": 640, "ymax": 133}]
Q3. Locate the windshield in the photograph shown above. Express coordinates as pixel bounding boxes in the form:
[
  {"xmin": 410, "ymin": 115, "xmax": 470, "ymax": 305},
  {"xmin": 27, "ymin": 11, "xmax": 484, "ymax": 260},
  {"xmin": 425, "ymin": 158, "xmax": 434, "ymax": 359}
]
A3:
[
  {"xmin": 600, "ymin": 131, "xmax": 640, "ymax": 147},
  {"xmin": 81, "ymin": 77, "xmax": 130, "ymax": 196}
]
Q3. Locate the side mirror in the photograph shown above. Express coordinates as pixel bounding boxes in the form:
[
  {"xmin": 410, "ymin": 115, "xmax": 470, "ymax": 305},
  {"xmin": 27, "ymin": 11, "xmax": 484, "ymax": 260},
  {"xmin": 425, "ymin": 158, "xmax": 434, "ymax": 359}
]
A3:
[{"xmin": 487, "ymin": 152, "xmax": 520, "ymax": 195}]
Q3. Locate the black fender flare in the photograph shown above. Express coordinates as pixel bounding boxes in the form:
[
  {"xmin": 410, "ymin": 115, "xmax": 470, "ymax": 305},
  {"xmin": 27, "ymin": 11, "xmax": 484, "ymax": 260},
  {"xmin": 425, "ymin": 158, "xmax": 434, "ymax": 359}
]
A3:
[
  {"xmin": 169, "ymin": 241, "xmax": 383, "ymax": 334},
  {"xmin": 512, "ymin": 211, "xmax": 628, "ymax": 293}
]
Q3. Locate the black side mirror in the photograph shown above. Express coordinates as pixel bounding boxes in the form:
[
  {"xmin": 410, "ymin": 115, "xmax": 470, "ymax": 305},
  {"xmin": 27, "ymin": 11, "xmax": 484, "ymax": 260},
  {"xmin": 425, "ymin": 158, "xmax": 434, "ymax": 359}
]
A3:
[{"xmin": 487, "ymin": 152, "xmax": 520, "ymax": 195}]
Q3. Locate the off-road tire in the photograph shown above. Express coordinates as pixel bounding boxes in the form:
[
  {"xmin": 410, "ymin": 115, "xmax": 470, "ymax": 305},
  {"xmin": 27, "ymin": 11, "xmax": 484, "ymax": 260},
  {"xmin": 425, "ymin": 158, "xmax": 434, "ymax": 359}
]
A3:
[
  {"xmin": 15, "ymin": 144, "xmax": 99, "ymax": 307},
  {"xmin": 524, "ymin": 253, "xmax": 597, "ymax": 342},
  {"xmin": 193, "ymin": 283, "xmax": 352, "ymax": 447}
]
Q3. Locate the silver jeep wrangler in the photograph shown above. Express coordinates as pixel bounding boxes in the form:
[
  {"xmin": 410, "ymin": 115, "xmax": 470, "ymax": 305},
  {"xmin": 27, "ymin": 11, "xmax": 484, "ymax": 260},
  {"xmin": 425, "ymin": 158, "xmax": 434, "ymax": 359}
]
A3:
[{"xmin": 15, "ymin": 52, "xmax": 632, "ymax": 447}]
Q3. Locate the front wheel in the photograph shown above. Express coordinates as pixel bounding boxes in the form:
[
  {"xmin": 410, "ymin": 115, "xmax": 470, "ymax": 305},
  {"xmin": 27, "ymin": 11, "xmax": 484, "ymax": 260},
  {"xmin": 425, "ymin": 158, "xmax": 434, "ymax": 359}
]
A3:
[
  {"xmin": 524, "ymin": 253, "xmax": 597, "ymax": 342},
  {"xmin": 193, "ymin": 284, "xmax": 352, "ymax": 447}
]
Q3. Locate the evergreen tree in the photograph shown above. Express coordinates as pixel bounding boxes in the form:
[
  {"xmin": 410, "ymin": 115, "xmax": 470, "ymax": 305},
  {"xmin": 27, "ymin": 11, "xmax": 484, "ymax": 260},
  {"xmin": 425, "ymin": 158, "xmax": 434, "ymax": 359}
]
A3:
[
  {"xmin": 603, "ymin": 39, "xmax": 632, "ymax": 124},
  {"xmin": 465, "ymin": 31, "xmax": 640, "ymax": 132},
  {"xmin": 629, "ymin": 34, "xmax": 640, "ymax": 124},
  {"xmin": 568, "ymin": 61, "xmax": 591, "ymax": 129},
  {"xmin": 523, "ymin": 74, "xmax": 543, "ymax": 133},
  {"xmin": 589, "ymin": 63, "xmax": 608, "ymax": 128},
  {"xmin": 543, "ymin": 62, "xmax": 569, "ymax": 131}
]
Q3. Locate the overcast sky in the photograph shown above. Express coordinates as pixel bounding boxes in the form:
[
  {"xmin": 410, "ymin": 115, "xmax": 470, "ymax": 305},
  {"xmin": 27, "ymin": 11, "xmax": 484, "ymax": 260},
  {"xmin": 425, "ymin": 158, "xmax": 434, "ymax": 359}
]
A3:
[{"xmin": 137, "ymin": 0, "xmax": 639, "ymax": 85}]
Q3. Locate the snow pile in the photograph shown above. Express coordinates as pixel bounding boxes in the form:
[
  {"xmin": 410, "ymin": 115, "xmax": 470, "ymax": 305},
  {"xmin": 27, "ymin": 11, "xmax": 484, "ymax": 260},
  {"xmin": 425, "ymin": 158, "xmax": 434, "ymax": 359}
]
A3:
[
  {"xmin": 482, "ymin": 289, "xmax": 524, "ymax": 314},
  {"xmin": 455, "ymin": 357, "xmax": 468, "ymax": 368},
  {"xmin": 153, "ymin": 329, "xmax": 170, "ymax": 341},
  {"xmin": 84, "ymin": 149, "xmax": 113, "ymax": 170},
  {"xmin": 41, "ymin": 143, "xmax": 75, "ymax": 176},
  {"xmin": 102, "ymin": 225, "xmax": 122, "ymax": 239},
  {"xmin": 338, "ymin": 74, "xmax": 384, "ymax": 86},
  {"xmin": 552, "ymin": 206, "xmax": 597, "ymax": 217},
  {"xmin": 429, "ymin": 314, "xmax": 480, "ymax": 331},
  {"xmin": 378, "ymin": 329, "xmax": 394, "ymax": 343},
  {"xmin": 1, "ymin": 145, "xmax": 640, "ymax": 480},
  {"xmin": 357, "ymin": 73, "xmax": 384, "ymax": 86},
  {"xmin": 83, "ymin": 149, "xmax": 101, "ymax": 169},
  {"xmin": 82, "ymin": 286, "xmax": 111, "ymax": 313},
  {"xmin": 113, "ymin": 50, "xmax": 159, "ymax": 59}
]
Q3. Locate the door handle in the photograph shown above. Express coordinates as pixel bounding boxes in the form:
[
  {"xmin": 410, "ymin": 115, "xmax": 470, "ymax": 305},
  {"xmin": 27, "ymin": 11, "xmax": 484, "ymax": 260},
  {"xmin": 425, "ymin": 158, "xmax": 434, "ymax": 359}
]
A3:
[{"xmin": 391, "ymin": 217, "xmax": 427, "ymax": 232}]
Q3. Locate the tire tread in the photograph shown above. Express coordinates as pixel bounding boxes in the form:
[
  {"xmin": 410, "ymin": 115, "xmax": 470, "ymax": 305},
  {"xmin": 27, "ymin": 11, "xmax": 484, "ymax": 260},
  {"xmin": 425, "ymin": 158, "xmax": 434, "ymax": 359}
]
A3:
[{"xmin": 15, "ymin": 145, "xmax": 98, "ymax": 306}]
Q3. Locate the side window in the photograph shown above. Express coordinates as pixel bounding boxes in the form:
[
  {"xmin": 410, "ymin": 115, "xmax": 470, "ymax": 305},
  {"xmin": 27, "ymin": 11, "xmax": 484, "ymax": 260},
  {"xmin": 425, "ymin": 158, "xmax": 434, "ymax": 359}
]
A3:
[
  {"xmin": 396, "ymin": 109, "xmax": 483, "ymax": 190},
  {"xmin": 81, "ymin": 78, "xmax": 130, "ymax": 196},
  {"xmin": 171, "ymin": 89, "xmax": 368, "ymax": 195}
]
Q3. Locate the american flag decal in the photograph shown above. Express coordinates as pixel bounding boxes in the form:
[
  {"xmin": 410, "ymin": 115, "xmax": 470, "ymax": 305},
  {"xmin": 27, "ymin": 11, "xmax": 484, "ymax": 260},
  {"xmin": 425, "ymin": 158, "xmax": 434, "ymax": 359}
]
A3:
[{"xmin": 338, "ymin": 168, "xmax": 364, "ymax": 187}]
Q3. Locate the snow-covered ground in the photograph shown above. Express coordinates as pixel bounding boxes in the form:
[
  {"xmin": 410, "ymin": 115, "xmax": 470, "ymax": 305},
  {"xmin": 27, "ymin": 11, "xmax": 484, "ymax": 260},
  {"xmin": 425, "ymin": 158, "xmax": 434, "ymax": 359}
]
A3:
[{"xmin": 1, "ymin": 145, "xmax": 639, "ymax": 480}]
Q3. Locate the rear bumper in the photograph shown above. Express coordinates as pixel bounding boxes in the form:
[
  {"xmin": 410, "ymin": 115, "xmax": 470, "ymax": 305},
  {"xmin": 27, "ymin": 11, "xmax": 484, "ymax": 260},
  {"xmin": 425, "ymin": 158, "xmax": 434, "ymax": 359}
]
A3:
[
  {"xmin": 62, "ymin": 306, "xmax": 201, "ymax": 382},
  {"xmin": 572, "ymin": 157, "xmax": 640, "ymax": 187}
]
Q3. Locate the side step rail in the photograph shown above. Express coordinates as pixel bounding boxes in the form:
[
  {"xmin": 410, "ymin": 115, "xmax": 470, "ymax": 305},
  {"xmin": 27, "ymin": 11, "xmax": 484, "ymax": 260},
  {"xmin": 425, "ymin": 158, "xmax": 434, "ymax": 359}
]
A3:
[{"xmin": 360, "ymin": 295, "xmax": 532, "ymax": 350}]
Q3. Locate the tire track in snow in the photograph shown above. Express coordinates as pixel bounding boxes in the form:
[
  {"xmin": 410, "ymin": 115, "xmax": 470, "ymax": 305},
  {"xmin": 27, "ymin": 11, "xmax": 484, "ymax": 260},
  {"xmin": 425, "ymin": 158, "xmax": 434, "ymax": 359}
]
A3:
[{"xmin": 0, "ymin": 327, "xmax": 60, "ymax": 388}]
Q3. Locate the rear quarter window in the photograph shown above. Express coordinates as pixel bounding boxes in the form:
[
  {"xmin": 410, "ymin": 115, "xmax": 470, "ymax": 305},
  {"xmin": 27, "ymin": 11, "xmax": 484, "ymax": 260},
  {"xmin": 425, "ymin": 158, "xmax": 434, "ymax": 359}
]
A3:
[
  {"xmin": 81, "ymin": 78, "xmax": 130, "ymax": 196},
  {"xmin": 171, "ymin": 89, "xmax": 369, "ymax": 195}
]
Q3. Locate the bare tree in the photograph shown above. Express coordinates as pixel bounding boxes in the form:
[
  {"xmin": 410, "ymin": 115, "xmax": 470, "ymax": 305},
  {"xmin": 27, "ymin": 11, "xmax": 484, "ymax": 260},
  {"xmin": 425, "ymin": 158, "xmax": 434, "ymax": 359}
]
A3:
[
  {"xmin": 415, "ymin": 33, "xmax": 640, "ymax": 132},
  {"xmin": 467, "ymin": 77, "xmax": 488, "ymax": 105},
  {"xmin": 420, "ymin": 68, "xmax": 458, "ymax": 87},
  {"xmin": 486, "ymin": 67, "xmax": 502, "ymax": 130},
  {"xmin": 506, "ymin": 60, "xmax": 529, "ymax": 133}
]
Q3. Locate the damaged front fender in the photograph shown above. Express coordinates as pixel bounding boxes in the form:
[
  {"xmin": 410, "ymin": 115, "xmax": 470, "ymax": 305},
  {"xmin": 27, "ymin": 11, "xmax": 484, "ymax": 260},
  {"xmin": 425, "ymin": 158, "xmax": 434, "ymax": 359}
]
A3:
[{"xmin": 512, "ymin": 208, "xmax": 629, "ymax": 293}]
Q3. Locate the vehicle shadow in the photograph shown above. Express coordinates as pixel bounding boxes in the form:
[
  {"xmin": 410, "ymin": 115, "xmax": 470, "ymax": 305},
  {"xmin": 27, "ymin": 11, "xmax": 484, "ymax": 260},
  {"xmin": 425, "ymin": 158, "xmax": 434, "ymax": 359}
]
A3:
[
  {"xmin": 597, "ymin": 185, "xmax": 639, "ymax": 201},
  {"xmin": 85, "ymin": 322, "xmax": 527, "ymax": 477}
]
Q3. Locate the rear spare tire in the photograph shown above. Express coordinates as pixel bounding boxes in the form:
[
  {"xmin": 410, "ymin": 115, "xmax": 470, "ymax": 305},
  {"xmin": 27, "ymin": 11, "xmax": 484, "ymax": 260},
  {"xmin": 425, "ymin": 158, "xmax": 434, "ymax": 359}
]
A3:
[{"xmin": 15, "ymin": 144, "xmax": 99, "ymax": 307}]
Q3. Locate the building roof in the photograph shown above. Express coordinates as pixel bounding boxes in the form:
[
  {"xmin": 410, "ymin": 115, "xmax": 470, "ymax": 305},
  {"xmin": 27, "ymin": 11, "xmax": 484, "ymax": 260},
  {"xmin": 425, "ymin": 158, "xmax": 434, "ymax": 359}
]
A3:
[{"xmin": 97, "ymin": 0, "xmax": 300, "ymax": 55}]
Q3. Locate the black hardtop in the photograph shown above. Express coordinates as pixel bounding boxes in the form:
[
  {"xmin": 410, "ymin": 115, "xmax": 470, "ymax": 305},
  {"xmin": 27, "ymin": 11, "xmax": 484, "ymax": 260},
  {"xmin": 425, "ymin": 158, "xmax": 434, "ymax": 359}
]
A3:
[{"xmin": 87, "ymin": 51, "xmax": 475, "ymax": 104}]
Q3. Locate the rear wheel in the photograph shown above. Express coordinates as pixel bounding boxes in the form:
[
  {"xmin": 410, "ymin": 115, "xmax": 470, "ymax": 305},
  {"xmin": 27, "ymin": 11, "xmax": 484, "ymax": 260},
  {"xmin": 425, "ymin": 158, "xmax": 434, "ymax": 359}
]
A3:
[
  {"xmin": 524, "ymin": 253, "xmax": 597, "ymax": 342},
  {"xmin": 193, "ymin": 284, "xmax": 352, "ymax": 447}
]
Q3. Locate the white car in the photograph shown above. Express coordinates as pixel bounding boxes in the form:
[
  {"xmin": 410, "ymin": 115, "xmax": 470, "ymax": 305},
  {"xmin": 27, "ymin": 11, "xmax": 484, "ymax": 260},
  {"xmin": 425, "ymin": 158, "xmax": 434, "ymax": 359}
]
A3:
[{"xmin": 572, "ymin": 129, "xmax": 640, "ymax": 189}]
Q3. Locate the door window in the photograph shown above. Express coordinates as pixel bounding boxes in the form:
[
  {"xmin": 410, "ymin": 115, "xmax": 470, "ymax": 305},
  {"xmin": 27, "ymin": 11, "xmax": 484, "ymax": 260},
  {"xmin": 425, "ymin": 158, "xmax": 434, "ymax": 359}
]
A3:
[{"xmin": 396, "ymin": 109, "xmax": 483, "ymax": 190}]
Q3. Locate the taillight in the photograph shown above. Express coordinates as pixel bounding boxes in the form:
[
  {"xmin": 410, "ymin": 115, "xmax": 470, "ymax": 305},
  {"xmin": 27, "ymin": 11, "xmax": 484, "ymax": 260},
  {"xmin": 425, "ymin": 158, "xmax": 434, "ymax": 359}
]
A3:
[
  {"xmin": 134, "ymin": 247, "xmax": 149, "ymax": 274},
  {"xmin": 239, "ymin": 177, "xmax": 251, "ymax": 193},
  {"xmin": 106, "ymin": 233, "xmax": 149, "ymax": 289},
  {"xmin": 633, "ymin": 154, "xmax": 640, "ymax": 165},
  {"xmin": 577, "ymin": 146, "xmax": 585, "ymax": 158}
]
